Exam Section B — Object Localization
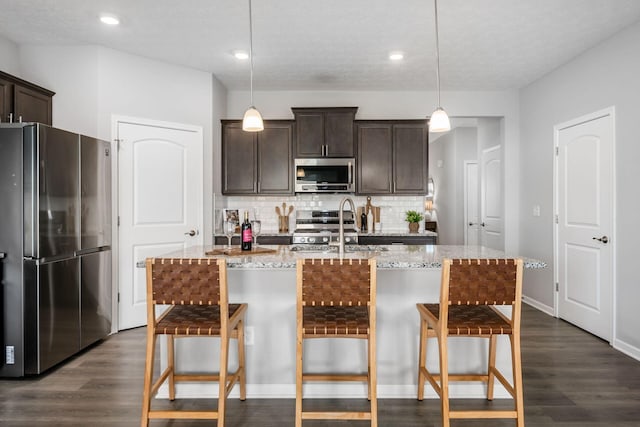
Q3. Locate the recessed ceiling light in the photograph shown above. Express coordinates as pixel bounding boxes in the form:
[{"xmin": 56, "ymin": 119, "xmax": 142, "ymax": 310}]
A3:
[
  {"xmin": 389, "ymin": 52, "xmax": 404, "ymax": 61},
  {"xmin": 100, "ymin": 14, "xmax": 120, "ymax": 26},
  {"xmin": 234, "ymin": 50, "xmax": 249, "ymax": 60}
]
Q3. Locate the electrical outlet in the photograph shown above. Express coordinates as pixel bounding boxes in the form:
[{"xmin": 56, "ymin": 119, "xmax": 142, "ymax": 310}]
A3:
[
  {"xmin": 245, "ymin": 326, "xmax": 254, "ymax": 346},
  {"xmin": 533, "ymin": 205, "xmax": 541, "ymax": 217}
]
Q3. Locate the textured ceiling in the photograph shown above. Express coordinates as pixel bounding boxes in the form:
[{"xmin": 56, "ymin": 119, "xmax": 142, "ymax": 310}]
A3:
[{"xmin": 1, "ymin": 0, "xmax": 639, "ymax": 91}]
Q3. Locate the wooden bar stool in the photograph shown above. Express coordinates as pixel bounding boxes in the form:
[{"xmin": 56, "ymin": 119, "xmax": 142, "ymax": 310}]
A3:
[
  {"xmin": 417, "ymin": 258, "xmax": 524, "ymax": 427},
  {"xmin": 295, "ymin": 258, "xmax": 377, "ymax": 427},
  {"xmin": 141, "ymin": 257, "xmax": 247, "ymax": 427}
]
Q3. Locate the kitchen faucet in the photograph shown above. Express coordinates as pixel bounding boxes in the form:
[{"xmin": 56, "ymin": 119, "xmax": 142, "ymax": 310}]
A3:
[{"xmin": 337, "ymin": 196, "xmax": 356, "ymax": 256}]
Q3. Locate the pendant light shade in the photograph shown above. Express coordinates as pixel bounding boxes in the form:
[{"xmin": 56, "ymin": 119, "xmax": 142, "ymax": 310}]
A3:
[
  {"xmin": 429, "ymin": 108, "xmax": 450, "ymax": 133},
  {"xmin": 429, "ymin": 0, "xmax": 451, "ymax": 133},
  {"xmin": 242, "ymin": 106, "xmax": 264, "ymax": 131},
  {"xmin": 242, "ymin": 0, "xmax": 264, "ymax": 132}
]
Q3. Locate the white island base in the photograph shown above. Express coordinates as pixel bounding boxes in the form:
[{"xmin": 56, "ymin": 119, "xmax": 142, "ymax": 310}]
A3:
[{"xmin": 160, "ymin": 267, "xmax": 517, "ymax": 400}]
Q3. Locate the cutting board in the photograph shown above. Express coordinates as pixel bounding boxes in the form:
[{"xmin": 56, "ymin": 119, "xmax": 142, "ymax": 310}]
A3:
[{"xmin": 205, "ymin": 247, "xmax": 277, "ymax": 257}]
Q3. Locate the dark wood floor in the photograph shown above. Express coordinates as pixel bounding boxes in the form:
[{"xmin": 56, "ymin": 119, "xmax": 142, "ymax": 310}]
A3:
[{"xmin": 1, "ymin": 304, "xmax": 639, "ymax": 426}]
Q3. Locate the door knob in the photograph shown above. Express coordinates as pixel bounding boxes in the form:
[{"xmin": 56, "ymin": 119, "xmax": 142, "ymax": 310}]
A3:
[
  {"xmin": 481, "ymin": 222, "xmax": 486, "ymax": 227},
  {"xmin": 184, "ymin": 230, "xmax": 197, "ymax": 237},
  {"xmin": 592, "ymin": 236, "xmax": 609, "ymax": 244}
]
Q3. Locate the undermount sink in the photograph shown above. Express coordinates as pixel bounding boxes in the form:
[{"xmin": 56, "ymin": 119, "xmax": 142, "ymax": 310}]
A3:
[{"xmin": 289, "ymin": 245, "xmax": 388, "ymax": 253}]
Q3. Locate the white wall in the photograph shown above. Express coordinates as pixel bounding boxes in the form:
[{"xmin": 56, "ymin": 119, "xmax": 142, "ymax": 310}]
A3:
[
  {"xmin": 19, "ymin": 46, "xmax": 100, "ymax": 136},
  {"xmin": 428, "ymin": 127, "xmax": 477, "ymax": 244},
  {"xmin": 520, "ymin": 21, "xmax": 640, "ymax": 356},
  {"xmin": 0, "ymin": 35, "xmax": 20, "ymax": 76},
  {"xmin": 226, "ymin": 89, "xmax": 521, "ymax": 250},
  {"xmin": 17, "ymin": 45, "xmax": 216, "ymax": 244},
  {"xmin": 211, "ymin": 74, "xmax": 228, "ymax": 233}
]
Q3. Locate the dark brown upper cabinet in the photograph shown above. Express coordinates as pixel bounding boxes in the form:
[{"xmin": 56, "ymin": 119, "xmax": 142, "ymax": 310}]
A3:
[
  {"xmin": 222, "ymin": 120, "xmax": 294, "ymax": 195},
  {"xmin": 292, "ymin": 107, "xmax": 357, "ymax": 158},
  {"xmin": 0, "ymin": 71, "xmax": 54, "ymax": 125},
  {"xmin": 356, "ymin": 120, "xmax": 428, "ymax": 195}
]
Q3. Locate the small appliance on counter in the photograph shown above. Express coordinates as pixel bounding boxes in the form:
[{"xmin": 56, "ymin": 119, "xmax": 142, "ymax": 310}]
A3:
[{"xmin": 292, "ymin": 210, "xmax": 358, "ymax": 244}]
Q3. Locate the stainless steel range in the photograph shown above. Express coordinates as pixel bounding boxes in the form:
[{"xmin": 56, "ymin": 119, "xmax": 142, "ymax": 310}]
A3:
[{"xmin": 292, "ymin": 210, "xmax": 359, "ymax": 244}]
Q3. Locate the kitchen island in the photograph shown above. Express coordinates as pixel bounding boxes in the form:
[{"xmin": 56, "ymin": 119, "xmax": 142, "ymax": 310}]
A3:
[{"xmin": 154, "ymin": 245, "xmax": 544, "ymax": 400}]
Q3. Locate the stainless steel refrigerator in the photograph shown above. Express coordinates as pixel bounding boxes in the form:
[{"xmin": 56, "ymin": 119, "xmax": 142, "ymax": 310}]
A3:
[{"xmin": 0, "ymin": 123, "xmax": 112, "ymax": 377}]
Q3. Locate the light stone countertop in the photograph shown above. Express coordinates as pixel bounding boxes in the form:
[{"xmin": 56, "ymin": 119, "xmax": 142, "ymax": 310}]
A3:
[
  {"xmin": 213, "ymin": 230, "xmax": 437, "ymax": 237},
  {"xmin": 161, "ymin": 244, "xmax": 546, "ymax": 269}
]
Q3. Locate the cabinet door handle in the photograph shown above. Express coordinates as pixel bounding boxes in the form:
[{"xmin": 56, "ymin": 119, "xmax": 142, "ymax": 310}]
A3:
[
  {"xmin": 257, "ymin": 181, "xmax": 261, "ymax": 193},
  {"xmin": 8, "ymin": 112, "xmax": 13, "ymax": 123},
  {"xmin": 393, "ymin": 181, "xmax": 396, "ymax": 193},
  {"xmin": 325, "ymin": 144, "xmax": 329, "ymax": 157}
]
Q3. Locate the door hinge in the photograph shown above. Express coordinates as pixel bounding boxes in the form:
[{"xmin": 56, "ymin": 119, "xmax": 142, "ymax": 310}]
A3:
[
  {"xmin": 114, "ymin": 139, "xmax": 122, "ymax": 150},
  {"xmin": 117, "ymin": 292, "xmax": 120, "ymax": 303},
  {"xmin": 117, "ymin": 216, "xmax": 120, "ymax": 226},
  {"xmin": 555, "ymin": 214, "xmax": 559, "ymax": 224},
  {"xmin": 555, "ymin": 146, "xmax": 559, "ymax": 156},
  {"xmin": 555, "ymin": 282, "xmax": 559, "ymax": 292}
]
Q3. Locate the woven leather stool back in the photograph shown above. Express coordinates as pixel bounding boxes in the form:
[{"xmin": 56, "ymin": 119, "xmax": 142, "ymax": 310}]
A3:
[
  {"xmin": 149, "ymin": 258, "xmax": 222, "ymax": 306},
  {"xmin": 299, "ymin": 258, "xmax": 372, "ymax": 307},
  {"xmin": 447, "ymin": 259, "xmax": 519, "ymax": 306}
]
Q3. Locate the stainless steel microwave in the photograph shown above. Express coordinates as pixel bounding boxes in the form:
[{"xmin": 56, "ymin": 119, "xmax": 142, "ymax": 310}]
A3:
[{"xmin": 294, "ymin": 158, "xmax": 355, "ymax": 193}]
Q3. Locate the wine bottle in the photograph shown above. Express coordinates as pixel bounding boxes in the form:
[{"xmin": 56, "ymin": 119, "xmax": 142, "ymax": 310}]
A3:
[{"xmin": 241, "ymin": 211, "xmax": 252, "ymax": 251}]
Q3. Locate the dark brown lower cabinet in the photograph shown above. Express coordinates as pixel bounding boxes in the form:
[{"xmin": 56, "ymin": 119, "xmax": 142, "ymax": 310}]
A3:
[
  {"xmin": 222, "ymin": 120, "xmax": 294, "ymax": 195},
  {"xmin": 214, "ymin": 235, "xmax": 292, "ymax": 245},
  {"xmin": 358, "ymin": 235, "xmax": 436, "ymax": 245}
]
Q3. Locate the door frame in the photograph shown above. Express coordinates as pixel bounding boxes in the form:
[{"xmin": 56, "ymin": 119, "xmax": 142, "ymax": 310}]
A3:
[
  {"xmin": 553, "ymin": 106, "xmax": 616, "ymax": 342},
  {"xmin": 110, "ymin": 114, "xmax": 204, "ymax": 332},
  {"xmin": 463, "ymin": 160, "xmax": 478, "ymax": 245}
]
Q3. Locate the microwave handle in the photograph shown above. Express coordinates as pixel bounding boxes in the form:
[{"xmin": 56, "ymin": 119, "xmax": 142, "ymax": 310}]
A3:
[{"xmin": 348, "ymin": 161, "xmax": 353, "ymax": 184}]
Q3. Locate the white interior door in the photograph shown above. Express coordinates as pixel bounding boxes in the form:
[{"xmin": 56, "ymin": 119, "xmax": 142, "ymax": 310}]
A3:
[
  {"xmin": 480, "ymin": 145, "xmax": 503, "ymax": 250},
  {"xmin": 556, "ymin": 110, "xmax": 613, "ymax": 341},
  {"xmin": 116, "ymin": 117, "xmax": 203, "ymax": 330},
  {"xmin": 464, "ymin": 161, "xmax": 480, "ymax": 245}
]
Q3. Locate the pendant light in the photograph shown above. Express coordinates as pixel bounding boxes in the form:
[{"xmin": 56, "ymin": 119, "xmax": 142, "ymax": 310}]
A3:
[
  {"xmin": 429, "ymin": 0, "xmax": 451, "ymax": 133},
  {"xmin": 242, "ymin": 0, "xmax": 264, "ymax": 132}
]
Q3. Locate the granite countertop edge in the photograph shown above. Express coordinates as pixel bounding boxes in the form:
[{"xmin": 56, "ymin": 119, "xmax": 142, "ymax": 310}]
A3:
[{"xmin": 161, "ymin": 245, "xmax": 547, "ymax": 270}]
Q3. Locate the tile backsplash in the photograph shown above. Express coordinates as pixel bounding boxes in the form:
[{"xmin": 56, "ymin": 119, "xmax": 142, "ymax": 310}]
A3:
[{"xmin": 216, "ymin": 194, "xmax": 426, "ymax": 234}]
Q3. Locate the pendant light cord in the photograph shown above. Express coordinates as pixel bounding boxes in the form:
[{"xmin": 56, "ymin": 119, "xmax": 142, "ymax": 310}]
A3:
[
  {"xmin": 434, "ymin": 0, "xmax": 442, "ymax": 108},
  {"xmin": 249, "ymin": 0, "xmax": 255, "ymax": 106}
]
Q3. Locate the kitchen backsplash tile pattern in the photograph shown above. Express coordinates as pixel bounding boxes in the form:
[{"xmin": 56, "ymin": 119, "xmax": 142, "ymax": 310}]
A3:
[{"xmin": 217, "ymin": 194, "xmax": 426, "ymax": 234}]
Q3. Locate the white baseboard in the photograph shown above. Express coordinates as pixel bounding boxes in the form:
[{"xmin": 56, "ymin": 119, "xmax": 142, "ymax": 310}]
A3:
[
  {"xmin": 522, "ymin": 295, "xmax": 554, "ymax": 316},
  {"xmin": 158, "ymin": 382, "xmax": 511, "ymax": 400},
  {"xmin": 613, "ymin": 338, "xmax": 640, "ymax": 362}
]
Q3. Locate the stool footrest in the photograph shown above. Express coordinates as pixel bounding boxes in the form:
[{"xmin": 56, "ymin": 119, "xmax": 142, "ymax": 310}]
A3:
[
  {"xmin": 148, "ymin": 410, "xmax": 219, "ymax": 420},
  {"xmin": 302, "ymin": 411, "xmax": 373, "ymax": 420},
  {"xmin": 303, "ymin": 373, "xmax": 368, "ymax": 382},
  {"xmin": 450, "ymin": 410, "xmax": 518, "ymax": 419}
]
